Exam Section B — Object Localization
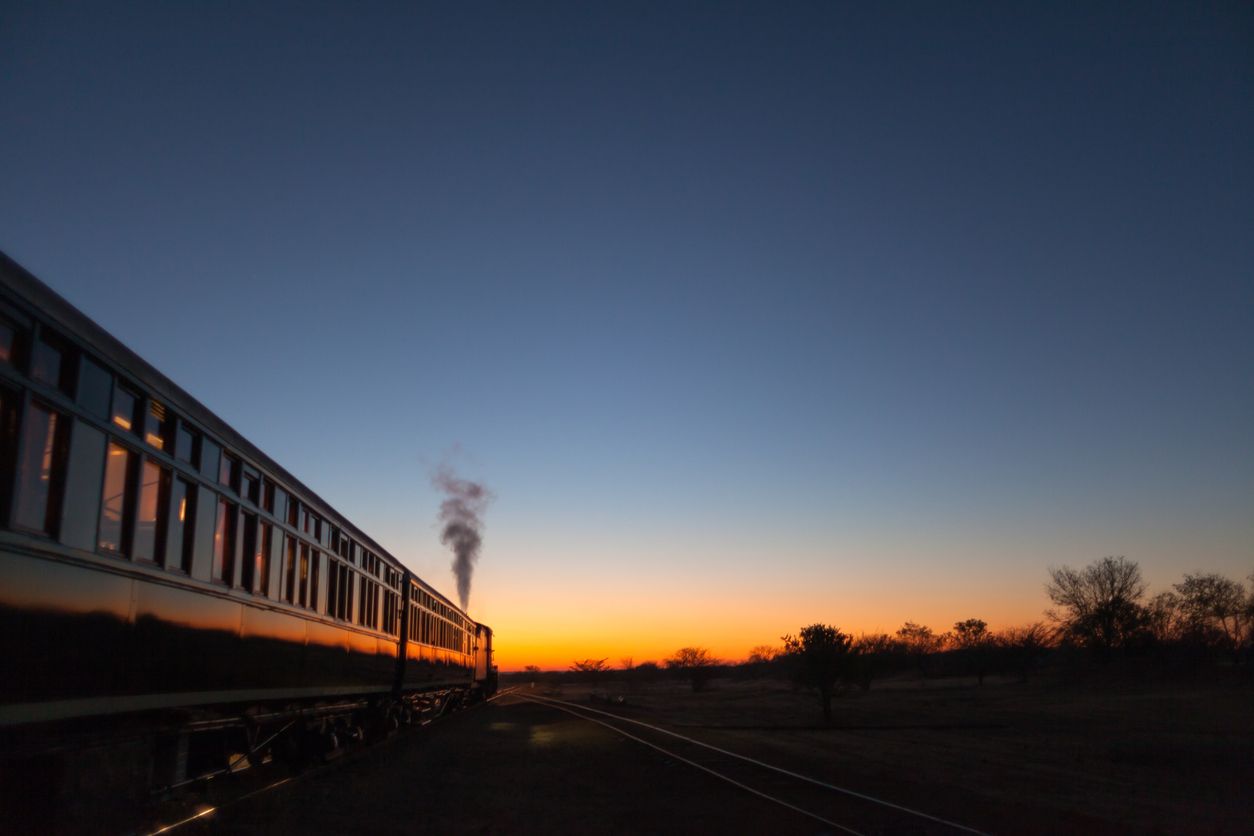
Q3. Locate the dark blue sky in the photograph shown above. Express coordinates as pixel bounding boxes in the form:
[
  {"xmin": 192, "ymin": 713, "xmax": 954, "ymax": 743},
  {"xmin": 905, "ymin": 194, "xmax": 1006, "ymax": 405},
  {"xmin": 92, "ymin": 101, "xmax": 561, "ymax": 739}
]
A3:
[{"xmin": 2, "ymin": 2, "xmax": 1251, "ymax": 647}]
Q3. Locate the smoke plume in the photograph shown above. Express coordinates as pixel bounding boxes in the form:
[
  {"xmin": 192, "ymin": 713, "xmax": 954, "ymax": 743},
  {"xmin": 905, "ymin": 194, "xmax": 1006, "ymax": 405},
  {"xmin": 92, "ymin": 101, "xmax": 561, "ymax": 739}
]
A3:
[{"xmin": 432, "ymin": 465, "xmax": 491, "ymax": 611}]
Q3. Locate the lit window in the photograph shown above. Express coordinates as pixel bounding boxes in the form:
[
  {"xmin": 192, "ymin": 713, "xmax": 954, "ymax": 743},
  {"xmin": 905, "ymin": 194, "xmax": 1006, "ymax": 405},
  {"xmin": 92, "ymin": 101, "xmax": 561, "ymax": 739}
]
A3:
[
  {"xmin": 112, "ymin": 386, "xmax": 139, "ymax": 434},
  {"xmin": 13, "ymin": 402, "xmax": 66, "ymax": 534},
  {"xmin": 134, "ymin": 459, "xmax": 170, "ymax": 562},
  {"xmin": 168, "ymin": 478, "xmax": 196, "ymax": 572},
  {"xmin": 257, "ymin": 522, "xmax": 272, "ymax": 596},
  {"xmin": 99, "ymin": 442, "xmax": 137, "ymax": 553},
  {"xmin": 212, "ymin": 498, "xmax": 236, "ymax": 583},
  {"xmin": 298, "ymin": 542, "xmax": 310, "ymax": 607},
  {"xmin": 145, "ymin": 401, "xmax": 171, "ymax": 451},
  {"xmin": 309, "ymin": 548, "xmax": 320, "ymax": 610}
]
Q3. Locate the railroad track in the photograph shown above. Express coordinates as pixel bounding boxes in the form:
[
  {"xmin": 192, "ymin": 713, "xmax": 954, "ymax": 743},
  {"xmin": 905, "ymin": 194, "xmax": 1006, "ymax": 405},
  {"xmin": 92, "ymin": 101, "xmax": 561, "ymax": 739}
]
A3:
[
  {"xmin": 517, "ymin": 692, "xmax": 989, "ymax": 836},
  {"xmin": 141, "ymin": 688, "xmax": 520, "ymax": 836}
]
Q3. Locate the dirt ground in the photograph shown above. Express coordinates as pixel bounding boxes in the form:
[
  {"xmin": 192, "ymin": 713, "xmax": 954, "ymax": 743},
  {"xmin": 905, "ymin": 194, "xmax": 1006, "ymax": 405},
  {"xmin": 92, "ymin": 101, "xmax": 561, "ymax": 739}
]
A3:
[
  {"xmin": 206, "ymin": 696, "xmax": 830, "ymax": 836},
  {"xmin": 198, "ymin": 671, "xmax": 1252, "ymax": 835},
  {"xmin": 527, "ymin": 671, "xmax": 1253, "ymax": 834}
]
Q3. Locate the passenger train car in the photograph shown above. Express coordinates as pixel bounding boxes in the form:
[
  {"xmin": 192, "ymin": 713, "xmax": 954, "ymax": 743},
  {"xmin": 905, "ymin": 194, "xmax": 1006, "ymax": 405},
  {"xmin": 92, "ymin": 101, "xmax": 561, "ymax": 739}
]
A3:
[{"xmin": 0, "ymin": 251, "xmax": 495, "ymax": 822}]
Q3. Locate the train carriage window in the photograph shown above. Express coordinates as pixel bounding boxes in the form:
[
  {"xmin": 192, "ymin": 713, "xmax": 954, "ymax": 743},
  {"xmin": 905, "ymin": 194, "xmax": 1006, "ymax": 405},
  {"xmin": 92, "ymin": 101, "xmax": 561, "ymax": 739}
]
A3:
[
  {"xmin": 30, "ymin": 328, "xmax": 74, "ymax": 394},
  {"xmin": 326, "ymin": 558, "xmax": 340, "ymax": 617},
  {"xmin": 240, "ymin": 467, "xmax": 259, "ymax": 505},
  {"xmin": 342, "ymin": 567, "xmax": 354, "ymax": 620},
  {"xmin": 273, "ymin": 485, "xmax": 287, "ymax": 521},
  {"xmin": 219, "ymin": 452, "xmax": 239, "ymax": 491},
  {"xmin": 239, "ymin": 511, "xmax": 258, "ymax": 590},
  {"xmin": 309, "ymin": 549, "xmax": 320, "ymax": 611},
  {"xmin": 0, "ymin": 316, "xmax": 27, "ymax": 369},
  {"xmin": 58, "ymin": 413, "xmax": 110, "ymax": 551},
  {"xmin": 174, "ymin": 420, "xmax": 198, "ymax": 465},
  {"xmin": 76, "ymin": 356, "xmax": 112, "ymax": 419},
  {"xmin": 13, "ymin": 401, "xmax": 69, "ymax": 534},
  {"xmin": 98, "ymin": 441, "xmax": 137, "ymax": 553},
  {"xmin": 271, "ymin": 482, "xmax": 286, "ymax": 518},
  {"xmin": 168, "ymin": 477, "xmax": 196, "ymax": 573},
  {"xmin": 134, "ymin": 459, "xmax": 170, "ymax": 563},
  {"xmin": 256, "ymin": 521, "xmax": 272, "ymax": 596},
  {"xmin": 297, "ymin": 542, "xmax": 310, "ymax": 607},
  {"xmin": 0, "ymin": 388, "xmax": 19, "ymax": 526},
  {"xmin": 212, "ymin": 498, "xmax": 236, "ymax": 584},
  {"xmin": 282, "ymin": 535, "xmax": 297, "ymax": 603},
  {"xmin": 111, "ymin": 385, "xmax": 141, "ymax": 435},
  {"xmin": 145, "ymin": 401, "xmax": 171, "ymax": 451},
  {"xmin": 200, "ymin": 437, "xmax": 220, "ymax": 480}
]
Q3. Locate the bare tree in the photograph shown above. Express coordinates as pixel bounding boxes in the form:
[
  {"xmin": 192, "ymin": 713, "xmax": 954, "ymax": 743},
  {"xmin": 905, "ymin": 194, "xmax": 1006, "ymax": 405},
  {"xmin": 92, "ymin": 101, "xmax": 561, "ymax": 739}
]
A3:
[
  {"xmin": 746, "ymin": 645, "xmax": 780, "ymax": 664},
  {"xmin": 1174, "ymin": 573, "xmax": 1249, "ymax": 662},
  {"xmin": 666, "ymin": 647, "xmax": 718, "ymax": 691},
  {"xmin": 1046, "ymin": 556, "xmax": 1148, "ymax": 658},
  {"xmin": 996, "ymin": 623, "xmax": 1050, "ymax": 681},
  {"xmin": 619, "ymin": 657, "xmax": 634, "ymax": 671},
  {"xmin": 782, "ymin": 625, "xmax": 852, "ymax": 723},
  {"xmin": 1145, "ymin": 591, "xmax": 1183, "ymax": 644}
]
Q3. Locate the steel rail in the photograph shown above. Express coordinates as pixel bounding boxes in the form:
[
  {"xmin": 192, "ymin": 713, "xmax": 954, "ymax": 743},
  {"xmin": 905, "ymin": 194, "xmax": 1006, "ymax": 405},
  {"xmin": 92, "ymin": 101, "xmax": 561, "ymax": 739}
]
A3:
[
  {"xmin": 523, "ymin": 693, "xmax": 988, "ymax": 836},
  {"xmin": 140, "ymin": 689, "xmax": 508, "ymax": 836},
  {"xmin": 516, "ymin": 693, "xmax": 864, "ymax": 836}
]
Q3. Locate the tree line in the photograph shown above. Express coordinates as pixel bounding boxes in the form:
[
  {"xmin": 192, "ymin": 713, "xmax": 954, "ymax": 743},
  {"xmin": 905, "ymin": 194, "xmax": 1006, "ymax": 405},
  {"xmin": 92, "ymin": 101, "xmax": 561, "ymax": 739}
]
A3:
[{"xmin": 522, "ymin": 557, "xmax": 1252, "ymax": 719}]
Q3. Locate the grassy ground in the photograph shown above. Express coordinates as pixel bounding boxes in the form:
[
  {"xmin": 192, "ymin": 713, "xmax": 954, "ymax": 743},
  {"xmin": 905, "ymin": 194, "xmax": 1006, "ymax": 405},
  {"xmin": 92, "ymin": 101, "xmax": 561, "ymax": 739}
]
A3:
[{"xmin": 522, "ymin": 671, "xmax": 1253, "ymax": 834}]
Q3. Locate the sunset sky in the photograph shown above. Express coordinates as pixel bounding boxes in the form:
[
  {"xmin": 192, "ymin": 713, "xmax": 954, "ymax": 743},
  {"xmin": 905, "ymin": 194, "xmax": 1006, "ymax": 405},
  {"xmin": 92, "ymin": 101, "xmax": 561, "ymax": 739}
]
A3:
[{"xmin": 2, "ymin": 3, "xmax": 1251, "ymax": 669}]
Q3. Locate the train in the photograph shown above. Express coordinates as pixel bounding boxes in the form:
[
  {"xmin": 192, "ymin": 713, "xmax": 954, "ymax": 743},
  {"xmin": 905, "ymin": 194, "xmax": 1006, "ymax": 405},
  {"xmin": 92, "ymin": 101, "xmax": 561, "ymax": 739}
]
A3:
[{"xmin": 0, "ymin": 250, "xmax": 496, "ymax": 826}]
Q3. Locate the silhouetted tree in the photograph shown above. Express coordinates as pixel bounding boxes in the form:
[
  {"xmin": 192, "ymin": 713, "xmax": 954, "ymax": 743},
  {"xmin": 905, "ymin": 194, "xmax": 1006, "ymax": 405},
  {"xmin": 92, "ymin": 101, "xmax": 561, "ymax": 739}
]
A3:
[
  {"xmin": 782, "ymin": 625, "xmax": 852, "ymax": 723},
  {"xmin": 1174, "ymin": 573, "xmax": 1250, "ymax": 663},
  {"xmin": 995, "ymin": 623, "xmax": 1049, "ymax": 681},
  {"xmin": 1145, "ymin": 591, "xmax": 1183, "ymax": 645},
  {"xmin": 666, "ymin": 647, "xmax": 718, "ymax": 691},
  {"xmin": 570, "ymin": 658, "xmax": 609, "ymax": 684},
  {"xmin": 746, "ymin": 645, "xmax": 780, "ymax": 664},
  {"xmin": 896, "ymin": 621, "xmax": 943, "ymax": 680},
  {"xmin": 634, "ymin": 660, "xmax": 660, "ymax": 679},
  {"xmin": 523, "ymin": 664, "xmax": 542, "ymax": 682},
  {"xmin": 619, "ymin": 657, "xmax": 634, "ymax": 671},
  {"xmin": 951, "ymin": 618, "xmax": 994, "ymax": 685},
  {"xmin": 1046, "ymin": 556, "xmax": 1148, "ymax": 658},
  {"xmin": 850, "ymin": 632, "xmax": 894, "ymax": 691}
]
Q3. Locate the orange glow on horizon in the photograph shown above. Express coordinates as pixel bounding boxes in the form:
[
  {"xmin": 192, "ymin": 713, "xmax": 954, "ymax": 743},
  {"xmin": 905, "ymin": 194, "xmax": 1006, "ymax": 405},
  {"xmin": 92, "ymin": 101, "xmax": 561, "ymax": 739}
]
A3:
[{"xmin": 484, "ymin": 590, "xmax": 1051, "ymax": 672}]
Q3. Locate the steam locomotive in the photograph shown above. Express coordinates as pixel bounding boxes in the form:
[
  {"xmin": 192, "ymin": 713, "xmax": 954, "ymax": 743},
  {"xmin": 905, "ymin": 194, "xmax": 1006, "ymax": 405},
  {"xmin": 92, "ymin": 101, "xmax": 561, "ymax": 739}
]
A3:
[{"xmin": 0, "ymin": 251, "xmax": 495, "ymax": 822}]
